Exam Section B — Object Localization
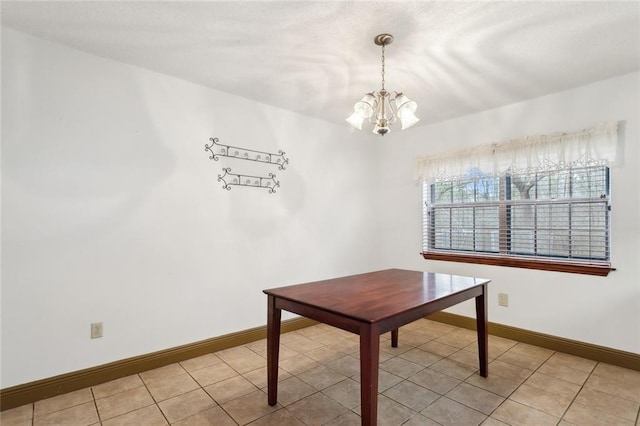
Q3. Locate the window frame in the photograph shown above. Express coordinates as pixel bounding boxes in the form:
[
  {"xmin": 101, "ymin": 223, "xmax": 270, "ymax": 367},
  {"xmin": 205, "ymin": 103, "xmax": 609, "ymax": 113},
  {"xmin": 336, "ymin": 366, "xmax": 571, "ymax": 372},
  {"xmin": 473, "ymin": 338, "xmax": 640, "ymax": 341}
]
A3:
[{"xmin": 421, "ymin": 167, "xmax": 614, "ymax": 277}]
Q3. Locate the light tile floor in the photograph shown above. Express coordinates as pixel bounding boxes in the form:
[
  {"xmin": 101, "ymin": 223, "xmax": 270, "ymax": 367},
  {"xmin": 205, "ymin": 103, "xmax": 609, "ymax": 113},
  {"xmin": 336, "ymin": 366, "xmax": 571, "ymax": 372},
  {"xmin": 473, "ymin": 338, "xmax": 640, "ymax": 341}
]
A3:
[{"xmin": 2, "ymin": 319, "xmax": 639, "ymax": 425}]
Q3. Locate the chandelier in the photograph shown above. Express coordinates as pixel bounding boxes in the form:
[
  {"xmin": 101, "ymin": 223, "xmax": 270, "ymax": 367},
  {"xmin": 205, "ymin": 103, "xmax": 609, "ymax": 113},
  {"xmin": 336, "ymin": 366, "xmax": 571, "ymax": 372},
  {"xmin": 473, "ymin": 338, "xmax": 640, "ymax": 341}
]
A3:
[{"xmin": 346, "ymin": 34, "xmax": 419, "ymax": 136}]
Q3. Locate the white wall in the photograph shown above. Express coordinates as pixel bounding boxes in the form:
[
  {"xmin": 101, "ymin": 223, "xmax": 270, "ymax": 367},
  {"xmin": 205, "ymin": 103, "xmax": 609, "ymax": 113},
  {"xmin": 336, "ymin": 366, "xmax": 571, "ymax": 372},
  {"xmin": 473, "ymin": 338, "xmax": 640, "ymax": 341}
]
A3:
[
  {"xmin": 0, "ymin": 29, "xmax": 380, "ymax": 388},
  {"xmin": 376, "ymin": 72, "xmax": 640, "ymax": 354}
]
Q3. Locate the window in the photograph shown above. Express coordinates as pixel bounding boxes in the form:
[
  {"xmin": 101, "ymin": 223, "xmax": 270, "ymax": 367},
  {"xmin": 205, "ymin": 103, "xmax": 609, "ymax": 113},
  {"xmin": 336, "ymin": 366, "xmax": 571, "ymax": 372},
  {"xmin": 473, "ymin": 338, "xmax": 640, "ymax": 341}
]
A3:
[
  {"xmin": 415, "ymin": 122, "xmax": 619, "ymax": 276},
  {"xmin": 422, "ymin": 166, "xmax": 612, "ymax": 275}
]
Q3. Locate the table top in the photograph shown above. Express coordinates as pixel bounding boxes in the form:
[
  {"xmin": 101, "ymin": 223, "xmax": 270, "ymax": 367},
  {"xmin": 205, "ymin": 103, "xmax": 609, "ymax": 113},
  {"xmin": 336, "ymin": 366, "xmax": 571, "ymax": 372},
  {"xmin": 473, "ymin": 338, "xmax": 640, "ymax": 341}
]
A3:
[{"xmin": 263, "ymin": 269, "xmax": 490, "ymax": 323}]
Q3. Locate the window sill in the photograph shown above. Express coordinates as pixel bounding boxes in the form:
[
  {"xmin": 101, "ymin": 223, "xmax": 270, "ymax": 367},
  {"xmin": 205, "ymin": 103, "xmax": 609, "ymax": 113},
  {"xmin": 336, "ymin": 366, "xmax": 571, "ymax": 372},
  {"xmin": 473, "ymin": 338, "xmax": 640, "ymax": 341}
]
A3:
[{"xmin": 421, "ymin": 252, "xmax": 614, "ymax": 276}]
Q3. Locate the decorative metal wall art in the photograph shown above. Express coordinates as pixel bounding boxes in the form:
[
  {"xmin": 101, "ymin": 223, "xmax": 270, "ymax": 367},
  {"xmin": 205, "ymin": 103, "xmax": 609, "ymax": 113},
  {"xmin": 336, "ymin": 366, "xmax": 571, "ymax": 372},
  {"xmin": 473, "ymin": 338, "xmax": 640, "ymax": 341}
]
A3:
[
  {"xmin": 204, "ymin": 137, "xmax": 289, "ymax": 193},
  {"xmin": 205, "ymin": 138, "xmax": 289, "ymax": 170},
  {"xmin": 218, "ymin": 168, "xmax": 279, "ymax": 193}
]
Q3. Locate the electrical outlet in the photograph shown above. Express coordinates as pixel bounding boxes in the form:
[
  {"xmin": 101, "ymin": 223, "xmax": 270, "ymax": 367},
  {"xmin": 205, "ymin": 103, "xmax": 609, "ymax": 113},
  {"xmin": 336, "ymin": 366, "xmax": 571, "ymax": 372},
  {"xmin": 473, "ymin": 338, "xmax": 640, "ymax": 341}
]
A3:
[
  {"xmin": 91, "ymin": 322, "xmax": 103, "ymax": 339},
  {"xmin": 498, "ymin": 293, "xmax": 509, "ymax": 307}
]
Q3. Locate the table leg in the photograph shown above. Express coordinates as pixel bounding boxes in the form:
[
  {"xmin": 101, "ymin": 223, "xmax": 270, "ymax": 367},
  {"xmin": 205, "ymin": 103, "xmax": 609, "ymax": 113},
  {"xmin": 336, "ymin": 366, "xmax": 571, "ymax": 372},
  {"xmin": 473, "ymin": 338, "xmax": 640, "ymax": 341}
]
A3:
[
  {"xmin": 359, "ymin": 324, "xmax": 380, "ymax": 426},
  {"xmin": 475, "ymin": 284, "xmax": 488, "ymax": 377},
  {"xmin": 391, "ymin": 328, "xmax": 398, "ymax": 348},
  {"xmin": 267, "ymin": 295, "xmax": 281, "ymax": 406}
]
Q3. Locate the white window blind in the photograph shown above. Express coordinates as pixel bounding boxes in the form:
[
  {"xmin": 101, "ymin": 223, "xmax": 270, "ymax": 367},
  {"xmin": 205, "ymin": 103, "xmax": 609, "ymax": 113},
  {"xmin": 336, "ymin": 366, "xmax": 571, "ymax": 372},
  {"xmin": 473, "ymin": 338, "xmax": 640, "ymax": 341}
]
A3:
[{"xmin": 423, "ymin": 166, "xmax": 610, "ymax": 263}]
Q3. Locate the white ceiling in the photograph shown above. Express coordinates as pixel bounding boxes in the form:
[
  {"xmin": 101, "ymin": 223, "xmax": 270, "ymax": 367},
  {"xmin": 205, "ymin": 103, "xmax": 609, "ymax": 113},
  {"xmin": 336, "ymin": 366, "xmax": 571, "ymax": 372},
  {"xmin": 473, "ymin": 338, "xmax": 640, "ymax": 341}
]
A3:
[{"xmin": 2, "ymin": 1, "xmax": 639, "ymax": 128}]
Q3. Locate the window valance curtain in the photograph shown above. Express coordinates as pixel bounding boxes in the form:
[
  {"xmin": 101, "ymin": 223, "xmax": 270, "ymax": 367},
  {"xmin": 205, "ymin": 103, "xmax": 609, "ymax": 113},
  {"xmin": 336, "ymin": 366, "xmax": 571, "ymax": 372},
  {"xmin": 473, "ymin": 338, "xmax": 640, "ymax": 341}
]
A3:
[{"xmin": 415, "ymin": 121, "xmax": 619, "ymax": 182}]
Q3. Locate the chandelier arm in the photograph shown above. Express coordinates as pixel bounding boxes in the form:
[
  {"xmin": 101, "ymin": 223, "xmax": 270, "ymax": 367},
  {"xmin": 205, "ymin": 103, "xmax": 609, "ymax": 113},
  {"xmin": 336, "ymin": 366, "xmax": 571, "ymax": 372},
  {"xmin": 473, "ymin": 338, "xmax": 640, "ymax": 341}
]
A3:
[{"xmin": 387, "ymin": 91, "xmax": 400, "ymax": 124}]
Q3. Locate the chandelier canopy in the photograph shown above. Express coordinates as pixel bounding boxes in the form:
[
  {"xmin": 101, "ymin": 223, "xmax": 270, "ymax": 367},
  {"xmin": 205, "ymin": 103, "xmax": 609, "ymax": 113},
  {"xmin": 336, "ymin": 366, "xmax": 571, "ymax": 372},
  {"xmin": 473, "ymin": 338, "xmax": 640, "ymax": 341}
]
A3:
[{"xmin": 347, "ymin": 34, "xmax": 419, "ymax": 136}]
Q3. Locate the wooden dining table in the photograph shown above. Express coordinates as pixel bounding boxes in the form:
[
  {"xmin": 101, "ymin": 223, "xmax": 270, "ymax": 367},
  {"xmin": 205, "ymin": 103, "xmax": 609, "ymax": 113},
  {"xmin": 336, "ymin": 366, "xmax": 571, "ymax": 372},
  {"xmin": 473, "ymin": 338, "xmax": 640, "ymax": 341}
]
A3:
[{"xmin": 263, "ymin": 268, "xmax": 490, "ymax": 426}]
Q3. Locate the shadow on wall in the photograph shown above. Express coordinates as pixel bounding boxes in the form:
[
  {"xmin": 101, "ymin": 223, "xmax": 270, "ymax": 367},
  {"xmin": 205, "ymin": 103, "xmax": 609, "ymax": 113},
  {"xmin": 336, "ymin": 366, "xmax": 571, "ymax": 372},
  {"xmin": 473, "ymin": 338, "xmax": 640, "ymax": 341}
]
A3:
[{"xmin": 2, "ymin": 39, "xmax": 177, "ymax": 244}]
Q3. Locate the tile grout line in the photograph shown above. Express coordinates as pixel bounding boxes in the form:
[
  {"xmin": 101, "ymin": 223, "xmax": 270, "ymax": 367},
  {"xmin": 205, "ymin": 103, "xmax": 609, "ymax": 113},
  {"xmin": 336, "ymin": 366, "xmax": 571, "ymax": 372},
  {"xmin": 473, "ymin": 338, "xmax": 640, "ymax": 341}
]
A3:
[
  {"xmin": 468, "ymin": 345, "xmax": 556, "ymax": 425},
  {"xmin": 562, "ymin": 360, "xmax": 640, "ymax": 425},
  {"xmin": 556, "ymin": 360, "xmax": 597, "ymax": 424},
  {"xmin": 428, "ymin": 342, "xmax": 520, "ymax": 423},
  {"xmin": 180, "ymin": 357, "xmax": 240, "ymax": 425},
  {"xmin": 220, "ymin": 355, "xmax": 259, "ymax": 426},
  {"xmin": 145, "ymin": 371, "xmax": 174, "ymax": 426},
  {"xmin": 89, "ymin": 387, "xmax": 101, "ymax": 425}
]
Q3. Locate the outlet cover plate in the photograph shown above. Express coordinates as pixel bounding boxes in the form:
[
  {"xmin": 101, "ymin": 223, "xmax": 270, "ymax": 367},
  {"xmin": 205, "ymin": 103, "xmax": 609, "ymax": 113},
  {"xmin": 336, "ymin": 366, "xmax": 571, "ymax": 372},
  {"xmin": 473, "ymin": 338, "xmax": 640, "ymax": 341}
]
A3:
[
  {"xmin": 498, "ymin": 293, "xmax": 509, "ymax": 307},
  {"xmin": 91, "ymin": 322, "xmax": 103, "ymax": 339}
]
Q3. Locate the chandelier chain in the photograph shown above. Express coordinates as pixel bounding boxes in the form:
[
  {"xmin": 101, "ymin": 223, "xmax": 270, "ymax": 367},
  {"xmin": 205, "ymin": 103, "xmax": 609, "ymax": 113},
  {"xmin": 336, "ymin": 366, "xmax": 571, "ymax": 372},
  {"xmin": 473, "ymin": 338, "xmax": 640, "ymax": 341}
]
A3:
[{"xmin": 380, "ymin": 44, "xmax": 386, "ymax": 91}]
